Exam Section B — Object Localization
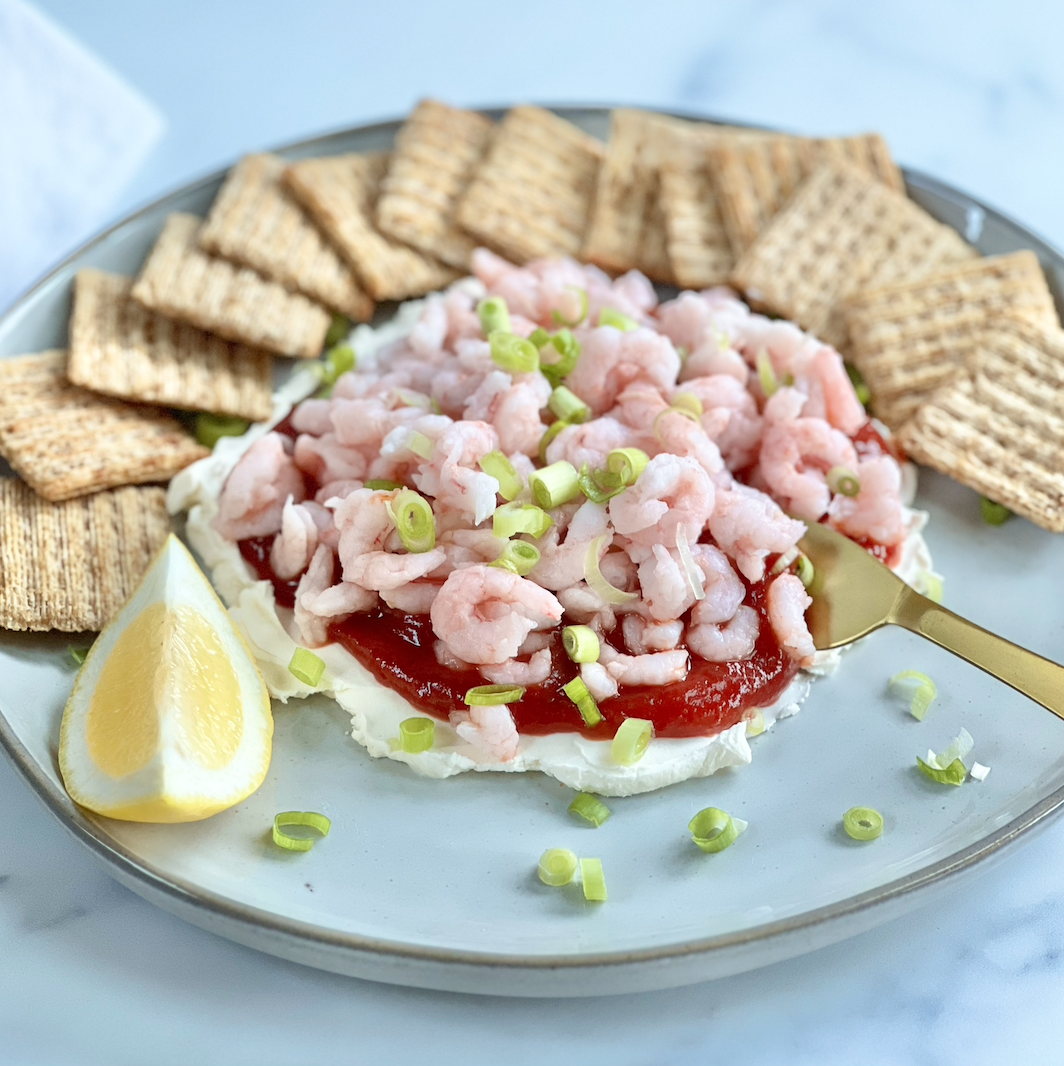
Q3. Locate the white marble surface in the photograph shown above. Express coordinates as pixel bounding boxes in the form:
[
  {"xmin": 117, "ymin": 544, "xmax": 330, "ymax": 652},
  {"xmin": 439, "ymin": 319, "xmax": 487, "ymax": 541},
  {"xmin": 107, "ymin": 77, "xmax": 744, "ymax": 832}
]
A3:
[{"xmin": 6, "ymin": 1, "xmax": 1064, "ymax": 1062}]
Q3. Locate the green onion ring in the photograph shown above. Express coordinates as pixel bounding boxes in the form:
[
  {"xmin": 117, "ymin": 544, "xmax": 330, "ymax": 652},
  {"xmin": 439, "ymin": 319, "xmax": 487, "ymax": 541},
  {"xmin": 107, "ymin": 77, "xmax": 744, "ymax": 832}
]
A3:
[
  {"xmin": 489, "ymin": 331, "xmax": 539, "ymax": 374},
  {"xmin": 889, "ymin": 670, "xmax": 937, "ymax": 720},
  {"xmin": 584, "ymin": 536, "xmax": 638, "ymax": 605},
  {"xmin": 478, "ymin": 450, "xmax": 523, "ymax": 501},
  {"xmin": 464, "ymin": 684, "xmax": 526, "ymax": 706},
  {"xmin": 489, "ymin": 540, "xmax": 541, "ymax": 576},
  {"xmin": 917, "ymin": 756, "xmax": 967, "ymax": 786},
  {"xmin": 568, "ymin": 792, "xmax": 611, "ymax": 827},
  {"xmin": 612, "ymin": 717, "xmax": 653, "ymax": 765},
  {"xmin": 399, "ymin": 717, "xmax": 435, "ymax": 754},
  {"xmin": 538, "ymin": 419, "xmax": 570, "ymax": 463},
  {"xmin": 550, "ymin": 287, "xmax": 589, "ymax": 328},
  {"xmin": 980, "ymin": 496, "xmax": 1012, "ymax": 526},
  {"xmin": 289, "ymin": 647, "xmax": 326, "ymax": 687},
  {"xmin": 365, "ymin": 479, "xmax": 402, "ymax": 491},
  {"xmin": 272, "ymin": 810, "xmax": 332, "ymax": 852},
  {"xmin": 562, "ymin": 676, "xmax": 602, "ymax": 727},
  {"xmin": 492, "ymin": 501, "xmax": 554, "ymax": 539},
  {"xmin": 195, "ymin": 412, "xmax": 251, "ymax": 449},
  {"xmin": 477, "ymin": 296, "xmax": 511, "ymax": 337},
  {"xmin": 827, "ymin": 466, "xmax": 861, "ymax": 497},
  {"xmin": 538, "ymin": 848, "xmax": 578, "ymax": 887},
  {"xmin": 548, "ymin": 385, "xmax": 591, "ymax": 424},
  {"xmin": 598, "ymin": 307, "xmax": 638, "ymax": 332},
  {"xmin": 324, "ymin": 313, "xmax": 351, "ymax": 349},
  {"xmin": 756, "ymin": 350, "xmax": 779, "ymax": 398},
  {"xmin": 688, "ymin": 807, "xmax": 741, "ymax": 853},
  {"xmin": 529, "ymin": 460, "xmax": 581, "ymax": 510},
  {"xmin": 842, "ymin": 806, "xmax": 884, "ymax": 841},
  {"xmin": 385, "ymin": 488, "xmax": 436, "ymax": 553},
  {"xmin": 580, "ymin": 857, "xmax": 608, "ymax": 901},
  {"xmin": 795, "ymin": 553, "xmax": 815, "ymax": 589},
  {"xmin": 606, "ymin": 447, "xmax": 649, "ymax": 485},
  {"xmin": 562, "ymin": 625, "xmax": 600, "ymax": 664}
]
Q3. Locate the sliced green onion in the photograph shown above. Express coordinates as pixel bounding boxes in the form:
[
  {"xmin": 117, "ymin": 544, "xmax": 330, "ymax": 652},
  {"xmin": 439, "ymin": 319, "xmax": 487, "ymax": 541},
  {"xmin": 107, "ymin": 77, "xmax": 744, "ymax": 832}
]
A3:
[
  {"xmin": 393, "ymin": 388, "xmax": 433, "ymax": 411},
  {"xmin": 386, "ymin": 488, "xmax": 436, "ymax": 553},
  {"xmin": 744, "ymin": 708, "xmax": 766, "ymax": 737},
  {"xmin": 563, "ymin": 675, "xmax": 603, "ymax": 727},
  {"xmin": 321, "ymin": 343, "xmax": 356, "ymax": 385},
  {"xmin": 827, "ymin": 466, "xmax": 861, "ymax": 497},
  {"xmin": 569, "ymin": 792, "xmax": 611, "ymax": 827},
  {"xmin": 606, "ymin": 448, "xmax": 649, "ymax": 485},
  {"xmin": 688, "ymin": 807, "xmax": 744, "ymax": 853},
  {"xmin": 756, "ymin": 350, "xmax": 779, "ymax": 398},
  {"xmin": 612, "ymin": 717, "xmax": 653, "ymax": 765},
  {"xmin": 599, "ymin": 307, "xmax": 638, "ymax": 332},
  {"xmin": 770, "ymin": 546, "xmax": 799, "ymax": 577},
  {"xmin": 563, "ymin": 625, "xmax": 600, "ymax": 664},
  {"xmin": 529, "ymin": 327, "xmax": 552, "ymax": 349},
  {"xmin": 577, "ymin": 463, "xmax": 627, "ymax": 505},
  {"xmin": 538, "ymin": 848, "xmax": 578, "ymax": 887},
  {"xmin": 478, "ymin": 450, "xmax": 523, "ymax": 501},
  {"xmin": 195, "ymin": 412, "xmax": 251, "ymax": 449},
  {"xmin": 889, "ymin": 670, "xmax": 937, "ymax": 721},
  {"xmin": 842, "ymin": 806, "xmax": 883, "ymax": 841},
  {"xmin": 795, "ymin": 553, "xmax": 815, "ymax": 589},
  {"xmin": 493, "ymin": 501, "xmax": 554, "ymax": 539},
  {"xmin": 548, "ymin": 385, "xmax": 591, "ymax": 424},
  {"xmin": 917, "ymin": 756, "xmax": 967, "ymax": 786},
  {"xmin": 69, "ymin": 645, "xmax": 91, "ymax": 665},
  {"xmin": 324, "ymin": 313, "xmax": 351, "ymax": 349},
  {"xmin": 980, "ymin": 497, "xmax": 1012, "ymax": 526},
  {"xmin": 551, "ymin": 287, "xmax": 589, "ymax": 328},
  {"xmin": 399, "ymin": 717, "xmax": 435, "ymax": 754},
  {"xmin": 490, "ymin": 540, "xmax": 541, "ymax": 576},
  {"xmin": 529, "ymin": 460, "xmax": 581, "ymax": 509},
  {"xmin": 272, "ymin": 810, "xmax": 332, "ymax": 852},
  {"xmin": 970, "ymin": 762, "xmax": 991, "ymax": 782},
  {"xmin": 920, "ymin": 571, "xmax": 944, "ymax": 604},
  {"xmin": 539, "ymin": 328, "xmax": 582, "ymax": 387},
  {"xmin": 477, "ymin": 296, "xmax": 511, "ymax": 336},
  {"xmin": 585, "ymin": 535, "xmax": 638, "ymax": 605},
  {"xmin": 671, "ymin": 392, "xmax": 704, "ymax": 420},
  {"xmin": 365, "ymin": 479, "xmax": 401, "ymax": 491},
  {"xmin": 489, "ymin": 331, "xmax": 539, "ymax": 374},
  {"xmin": 538, "ymin": 419, "xmax": 570, "ymax": 463},
  {"xmin": 845, "ymin": 362, "xmax": 872, "ymax": 407},
  {"xmin": 676, "ymin": 344, "xmax": 689, "ymax": 365},
  {"xmin": 934, "ymin": 727, "xmax": 974, "ymax": 768},
  {"xmin": 405, "ymin": 431, "xmax": 434, "ymax": 460},
  {"xmin": 289, "ymin": 647, "xmax": 326, "ymax": 687},
  {"xmin": 580, "ymin": 857, "xmax": 608, "ymax": 901},
  {"xmin": 464, "ymin": 684, "xmax": 525, "ymax": 706},
  {"xmin": 675, "ymin": 524, "xmax": 706, "ymax": 601}
]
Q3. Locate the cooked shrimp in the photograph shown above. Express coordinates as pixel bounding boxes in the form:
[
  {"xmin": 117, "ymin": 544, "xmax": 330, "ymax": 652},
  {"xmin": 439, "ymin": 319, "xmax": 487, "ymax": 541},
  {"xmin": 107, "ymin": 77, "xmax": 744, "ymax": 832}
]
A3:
[
  {"xmin": 343, "ymin": 547, "xmax": 447, "ymax": 591},
  {"xmin": 636, "ymin": 544, "xmax": 699, "ymax": 622},
  {"xmin": 580, "ymin": 661, "xmax": 619, "ymax": 701},
  {"xmin": 544, "ymin": 416, "xmax": 637, "ymax": 471},
  {"xmin": 608, "ymin": 453, "xmax": 715, "ymax": 548},
  {"xmin": 678, "ymin": 375, "xmax": 764, "ymax": 471},
  {"xmin": 565, "ymin": 327, "xmax": 681, "ymax": 415},
  {"xmin": 691, "ymin": 543, "xmax": 746, "ymax": 623},
  {"xmin": 413, "ymin": 420, "xmax": 500, "ymax": 525},
  {"xmin": 270, "ymin": 497, "xmax": 336, "ymax": 579},
  {"xmin": 462, "ymin": 370, "xmax": 550, "ymax": 456},
  {"xmin": 290, "ymin": 399, "xmax": 333, "ymax": 435},
  {"xmin": 707, "ymin": 484, "xmax": 806, "ymax": 582},
  {"xmin": 479, "ymin": 648, "xmax": 552, "ymax": 686},
  {"xmin": 315, "ymin": 479, "xmax": 364, "ymax": 506},
  {"xmin": 758, "ymin": 388, "xmax": 859, "ymax": 521},
  {"xmin": 598, "ymin": 644, "xmax": 690, "ymax": 687},
  {"xmin": 430, "ymin": 564, "xmax": 563, "ymax": 665},
  {"xmin": 408, "ymin": 295, "xmax": 448, "ymax": 356},
  {"xmin": 334, "ymin": 488, "xmax": 396, "ymax": 574},
  {"xmin": 686, "ymin": 604, "xmax": 760, "ymax": 662},
  {"xmin": 214, "ymin": 432, "xmax": 306, "ymax": 541},
  {"xmin": 622, "ymin": 613, "xmax": 684, "ymax": 654},
  {"xmin": 529, "ymin": 500, "xmax": 610, "ymax": 591},
  {"xmin": 827, "ymin": 454, "xmax": 906, "ymax": 546},
  {"xmin": 453, "ymin": 703, "xmax": 520, "ymax": 762},
  {"xmin": 557, "ymin": 583, "xmax": 618, "ymax": 634},
  {"xmin": 381, "ymin": 581, "xmax": 441, "ymax": 614},
  {"xmin": 293, "ymin": 545, "xmax": 376, "ymax": 647},
  {"xmin": 294, "ymin": 433, "xmax": 369, "ymax": 485},
  {"xmin": 766, "ymin": 573, "xmax": 815, "ymax": 666}
]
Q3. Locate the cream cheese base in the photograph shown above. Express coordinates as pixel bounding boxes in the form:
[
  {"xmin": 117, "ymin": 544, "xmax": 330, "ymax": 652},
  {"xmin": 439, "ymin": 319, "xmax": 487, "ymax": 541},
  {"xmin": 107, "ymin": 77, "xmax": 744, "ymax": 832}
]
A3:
[{"xmin": 168, "ymin": 308, "xmax": 937, "ymax": 798}]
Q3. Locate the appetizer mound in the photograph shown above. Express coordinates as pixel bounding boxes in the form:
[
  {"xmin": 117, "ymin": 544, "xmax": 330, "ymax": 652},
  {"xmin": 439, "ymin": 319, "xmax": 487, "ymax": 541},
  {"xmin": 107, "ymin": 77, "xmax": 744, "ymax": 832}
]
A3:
[{"xmin": 174, "ymin": 249, "xmax": 931, "ymax": 795}]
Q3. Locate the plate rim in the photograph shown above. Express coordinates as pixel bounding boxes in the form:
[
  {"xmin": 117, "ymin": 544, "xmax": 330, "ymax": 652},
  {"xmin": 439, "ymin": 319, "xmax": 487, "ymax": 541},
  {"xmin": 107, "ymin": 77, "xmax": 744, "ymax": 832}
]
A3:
[{"xmin": 3, "ymin": 104, "xmax": 1064, "ymax": 977}]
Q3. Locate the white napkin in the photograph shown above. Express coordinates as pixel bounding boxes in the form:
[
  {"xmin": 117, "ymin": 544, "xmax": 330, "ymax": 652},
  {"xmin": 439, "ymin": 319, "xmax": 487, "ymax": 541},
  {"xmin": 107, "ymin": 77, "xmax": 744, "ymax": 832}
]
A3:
[{"xmin": 0, "ymin": 0, "xmax": 164, "ymax": 311}]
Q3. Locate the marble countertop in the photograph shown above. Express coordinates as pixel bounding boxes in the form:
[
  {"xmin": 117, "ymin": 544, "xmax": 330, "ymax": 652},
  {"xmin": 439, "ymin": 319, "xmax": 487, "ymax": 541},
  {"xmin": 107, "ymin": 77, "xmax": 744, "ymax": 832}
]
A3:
[{"xmin": 6, "ymin": 1, "xmax": 1064, "ymax": 1062}]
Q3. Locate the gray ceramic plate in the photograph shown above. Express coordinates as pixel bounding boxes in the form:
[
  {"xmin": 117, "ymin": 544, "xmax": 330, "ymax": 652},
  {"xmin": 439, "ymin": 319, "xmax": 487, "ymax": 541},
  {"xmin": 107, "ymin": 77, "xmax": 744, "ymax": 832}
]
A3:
[{"xmin": 2, "ymin": 108, "xmax": 1064, "ymax": 997}]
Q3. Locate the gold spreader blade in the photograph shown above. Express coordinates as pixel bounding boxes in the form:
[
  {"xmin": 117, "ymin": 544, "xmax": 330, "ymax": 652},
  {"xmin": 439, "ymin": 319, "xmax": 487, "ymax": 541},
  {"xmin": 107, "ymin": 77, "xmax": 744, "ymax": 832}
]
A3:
[{"xmin": 799, "ymin": 521, "xmax": 1064, "ymax": 722}]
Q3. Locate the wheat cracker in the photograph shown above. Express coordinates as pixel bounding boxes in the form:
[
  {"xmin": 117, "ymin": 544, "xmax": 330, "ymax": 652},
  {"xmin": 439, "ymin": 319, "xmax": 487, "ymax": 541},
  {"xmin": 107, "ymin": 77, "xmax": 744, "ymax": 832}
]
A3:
[
  {"xmin": 455, "ymin": 105, "xmax": 605, "ymax": 263},
  {"xmin": 0, "ymin": 351, "xmax": 207, "ymax": 502},
  {"xmin": 285, "ymin": 153, "xmax": 458, "ymax": 301},
  {"xmin": 845, "ymin": 251, "xmax": 1058, "ymax": 429},
  {"xmin": 729, "ymin": 160, "xmax": 976, "ymax": 352},
  {"xmin": 70, "ymin": 269, "xmax": 273, "ymax": 422},
  {"xmin": 197, "ymin": 153, "xmax": 373, "ymax": 322},
  {"xmin": 375, "ymin": 100, "xmax": 495, "ymax": 270},
  {"xmin": 131, "ymin": 213, "xmax": 331, "ymax": 359},
  {"xmin": 0, "ymin": 480, "xmax": 170, "ymax": 631}
]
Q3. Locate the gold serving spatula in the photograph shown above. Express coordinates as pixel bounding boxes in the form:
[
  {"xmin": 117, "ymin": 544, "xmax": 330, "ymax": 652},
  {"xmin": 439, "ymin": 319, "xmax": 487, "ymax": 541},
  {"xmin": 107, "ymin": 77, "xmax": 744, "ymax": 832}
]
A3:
[{"xmin": 799, "ymin": 521, "xmax": 1064, "ymax": 721}]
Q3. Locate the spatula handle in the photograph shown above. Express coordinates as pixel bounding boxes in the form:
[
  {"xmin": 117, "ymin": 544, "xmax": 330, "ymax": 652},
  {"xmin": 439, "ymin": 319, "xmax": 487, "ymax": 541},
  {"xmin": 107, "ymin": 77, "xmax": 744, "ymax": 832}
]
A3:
[{"xmin": 891, "ymin": 587, "xmax": 1064, "ymax": 720}]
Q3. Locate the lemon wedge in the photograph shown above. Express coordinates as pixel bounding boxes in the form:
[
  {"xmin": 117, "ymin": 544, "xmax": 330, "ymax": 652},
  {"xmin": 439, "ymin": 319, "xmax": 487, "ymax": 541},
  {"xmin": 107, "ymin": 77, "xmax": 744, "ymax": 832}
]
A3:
[{"xmin": 59, "ymin": 534, "xmax": 273, "ymax": 822}]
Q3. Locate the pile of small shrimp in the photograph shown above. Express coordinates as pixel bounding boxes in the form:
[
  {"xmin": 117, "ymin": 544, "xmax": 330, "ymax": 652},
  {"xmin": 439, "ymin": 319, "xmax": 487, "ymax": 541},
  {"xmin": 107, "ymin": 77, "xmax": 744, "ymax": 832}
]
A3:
[{"xmin": 214, "ymin": 248, "xmax": 908, "ymax": 762}]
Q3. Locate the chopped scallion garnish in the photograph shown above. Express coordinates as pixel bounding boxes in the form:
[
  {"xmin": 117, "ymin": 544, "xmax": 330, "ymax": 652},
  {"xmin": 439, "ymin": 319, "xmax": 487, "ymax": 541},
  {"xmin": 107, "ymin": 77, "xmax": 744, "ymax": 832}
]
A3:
[
  {"xmin": 289, "ymin": 647, "xmax": 326, "ymax": 687},
  {"xmin": 577, "ymin": 462, "xmax": 627, "ymax": 505},
  {"xmin": 324, "ymin": 313, "xmax": 351, "ymax": 349},
  {"xmin": 386, "ymin": 488, "xmax": 436, "ymax": 553},
  {"xmin": 606, "ymin": 447, "xmax": 649, "ymax": 485},
  {"xmin": 548, "ymin": 385, "xmax": 590, "ymax": 424},
  {"xmin": 671, "ymin": 392, "xmax": 704, "ymax": 420},
  {"xmin": 538, "ymin": 848, "xmax": 578, "ymax": 887},
  {"xmin": 477, "ymin": 296, "xmax": 511, "ymax": 337},
  {"xmin": 844, "ymin": 361, "xmax": 871, "ymax": 407},
  {"xmin": 918, "ymin": 727, "xmax": 974, "ymax": 785},
  {"xmin": 399, "ymin": 717, "xmax": 435, "ymax": 754},
  {"xmin": 917, "ymin": 756, "xmax": 967, "ymax": 786},
  {"xmin": 563, "ymin": 625, "xmax": 600, "ymax": 664},
  {"xmin": 490, "ymin": 540, "xmax": 541, "ymax": 576},
  {"xmin": 563, "ymin": 675, "xmax": 602, "ymax": 727},
  {"xmin": 272, "ymin": 810, "xmax": 331, "ymax": 852},
  {"xmin": 365, "ymin": 479, "xmax": 401, "ymax": 491},
  {"xmin": 795, "ymin": 553, "xmax": 815, "ymax": 589},
  {"xmin": 539, "ymin": 328, "xmax": 582, "ymax": 387},
  {"xmin": 688, "ymin": 807, "xmax": 744, "ymax": 853},
  {"xmin": 568, "ymin": 792, "xmax": 611, "ymax": 827},
  {"xmin": 889, "ymin": 670, "xmax": 937, "ymax": 721},
  {"xmin": 478, "ymin": 450, "xmax": 523, "ymax": 501},
  {"xmin": 528, "ymin": 327, "xmax": 551, "ymax": 349},
  {"xmin": 827, "ymin": 466, "xmax": 861, "ymax": 497},
  {"xmin": 580, "ymin": 857, "xmax": 608, "ymax": 901},
  {"xmin": 405, "ymin": 430, "xmax": 434, "ymax": 460},
  {"xmin": 529, "ymin": 460, "xmax": 581, "ymax": 509},
  {"xmin": 538, "ymin": 419, "xmax": 570, "ymax": 463},
  {"xmin": 321, "ymin": 343, "xmax": 356, "ymax": 386},
  {"xmin": 69, "ymin": 645, "xmax": 91, "ymax": 665},
  {"xmin": 842, "ymin": 806, "xmax": 883, "ymax": 841},
  {"xmin": 493, "ymin": 501, "xmax": 554, "ymax": 539},
  {"xmin": 756, "ymin": 350, "xmax": 779, "ymax": 398},
  {"xmin": 744, "ymin": 709, "xmax": 766, "ymax": 737},
  {"xmin": 980, "ymin": 497, "xmax": 1012, "ymax": 525},
  {"xmin": 464, "ymin": 684, "xmax": 526, "ymax": 706},
  {"xmin": 489, "ymin": 331, "xmax": 539, "ymax": 374},
  {"xmin": 612, "ymin": 717, "xmax": 653, "ymax": 765},
  {"xmin": 195, "ymin": 412, "xmax": 251, "ymax": 449},
  {"xmin": 598, "ymin": 307, "xmax": 638, "ymax": 332},
  {"xmin": 584, "ymin": 535, "xmax": 638, "ymax": 605},
  {"xmin": 675, "ymin": 524, "xmax": 705, "ymax": 601},
  {"xmin": 970, "ymin": 762, "xmax": 991, "ymax": 782},
  {"xmin": 551, "ymin": 287, "xmax": 589, "ymax": 328},
  {"xmin": 920, "ymin": 571, "xmax": 944, "ymax": 604}
]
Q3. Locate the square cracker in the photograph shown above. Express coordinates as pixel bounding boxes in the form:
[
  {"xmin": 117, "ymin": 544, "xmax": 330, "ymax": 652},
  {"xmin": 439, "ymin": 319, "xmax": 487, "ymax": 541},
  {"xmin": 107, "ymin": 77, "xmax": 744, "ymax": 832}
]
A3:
[
  {"xmin": 845, "ymin": 251, "xmax": 1058, "ymax": 429},
  {"xmin": 0, "ymin": 351, "xmax": 207, "ymax": 502},
  {"xmin": 70, "ymin": 269, "xmax": 273, "ymax": 423},
  {"xmin": 455, "ymin": 105, "xmax": 605, "ymax": 263},
  {"xmin": 0, "ymin": 480, "xmax": 170, "ymax": 631},
  {"xmin": 131, "ymin": 213, "xmax": 331, "ymax": 359},
  {"xmin": 197, "ymin": 153, "xmax": 374, "ymax": 322},
  {"xmin": 711, "ymin": 133, "xmax": 904, "ymax": 255},
  {"xmin": 284, "ymin": 153, "xmax": 458, "ymax": 302},
  {"xmin": 897, "ymin": 321, "xmax": 1064, "ymax": 532},
  {"xmin": 729, "ymin": 160, "xmax": 977, "ymax": 352},
  {"xmin": 375, "ymin": 100, "xmax": 495, "ymax": 270}
]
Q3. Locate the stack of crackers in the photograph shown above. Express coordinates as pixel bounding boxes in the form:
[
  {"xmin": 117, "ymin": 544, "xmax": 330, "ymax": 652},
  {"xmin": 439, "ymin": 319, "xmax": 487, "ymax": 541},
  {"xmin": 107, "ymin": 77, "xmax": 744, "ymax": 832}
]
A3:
[{"xmin": 4, "ymin": 101, "xmax": 1063, "ymax": 635}]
